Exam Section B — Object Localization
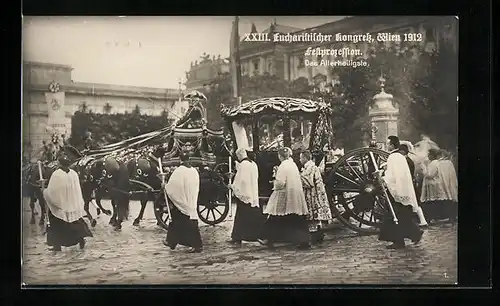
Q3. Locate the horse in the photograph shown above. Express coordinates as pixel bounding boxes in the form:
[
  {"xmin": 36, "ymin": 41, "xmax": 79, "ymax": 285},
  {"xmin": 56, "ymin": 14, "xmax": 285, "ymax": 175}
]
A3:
[
  {"xmin": 71, "ymin": 156, "xmax": 112, "ymax": 228},
  {"xmin": 85, "ymin": 156, "xmax": 131, "ymax": 231},
  {"xmin": 126, "ymin": 155, "xmax": 162, "ymax": 226},
  {"xmin": 21, "ymin": 141, "xmax": 77, "ymax": 227},
  {"xmin": 22, "ymin": 161, "xmax": 59, "ymax": 227}
]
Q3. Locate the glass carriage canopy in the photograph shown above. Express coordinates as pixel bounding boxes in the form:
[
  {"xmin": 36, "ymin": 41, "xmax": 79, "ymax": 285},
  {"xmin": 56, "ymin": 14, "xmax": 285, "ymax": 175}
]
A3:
[
  {"xmin": 222, "ymin": 97, "xmax": 333, "ymax": 153},
  {"xmin": 232, "ymin": 114, "xmax": 314, "ymax": 152}
]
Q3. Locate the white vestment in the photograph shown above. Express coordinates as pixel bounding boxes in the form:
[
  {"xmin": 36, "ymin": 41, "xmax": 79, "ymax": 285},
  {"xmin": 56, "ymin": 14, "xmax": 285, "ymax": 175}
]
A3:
[
  {"xmin": 264, "ymin": 158, "xmax": 309, "ymax": 216},
  {"xmin": 383, "ymin": 151, "xmax": 419, "ymax": 212},
  {"xmin": 232, "ymin": 159, "xmax": 259, "ymax": 207},
  {"xmin": 438, "ymin": 159, "xmax": 458, "ymax": 202},
  {"xmin": 165, "ymin": 165, "xmax": 200, "ymax": 220},
  {"xmin": 43, "ymin": 168, "xmax": 86, "ymax": 223}
]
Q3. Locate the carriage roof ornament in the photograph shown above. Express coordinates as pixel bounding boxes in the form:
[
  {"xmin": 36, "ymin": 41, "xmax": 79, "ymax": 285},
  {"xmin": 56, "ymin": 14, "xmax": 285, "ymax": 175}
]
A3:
[{"xmin": 184, "ymin": 90, "xmax": 207, "ymax": 101}]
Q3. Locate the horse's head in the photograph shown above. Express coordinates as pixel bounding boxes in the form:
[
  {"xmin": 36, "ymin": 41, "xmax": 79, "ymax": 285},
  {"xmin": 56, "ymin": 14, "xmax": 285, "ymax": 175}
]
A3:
[
  {"xmin": 127, "ymin": 157, "xmax": 155, "ymax": 181},
  {"xmin": 89, "ymin": 157, "xmax": 118, "ymax": 183}
]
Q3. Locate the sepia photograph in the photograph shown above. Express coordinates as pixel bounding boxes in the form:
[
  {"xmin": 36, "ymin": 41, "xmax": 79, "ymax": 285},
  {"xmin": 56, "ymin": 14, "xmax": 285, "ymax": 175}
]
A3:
[{"xmin": 21, "ymin": 15, "xmax": 458, "ymax": 285}]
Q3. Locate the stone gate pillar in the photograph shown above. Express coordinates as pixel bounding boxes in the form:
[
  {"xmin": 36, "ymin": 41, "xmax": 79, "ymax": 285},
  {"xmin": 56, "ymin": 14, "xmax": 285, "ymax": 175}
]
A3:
[
  {"xmin": 368, "ymin": 77, "xmax": 399, "ymax": 151},
  {"xmin": 44, "ymin": 81, "xmax": 69, "ymax": 139}
]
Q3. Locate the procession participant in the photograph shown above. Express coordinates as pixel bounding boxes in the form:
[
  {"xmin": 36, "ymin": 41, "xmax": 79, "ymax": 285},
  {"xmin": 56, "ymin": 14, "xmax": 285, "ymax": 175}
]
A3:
[
  {"xmin": 259, "ymin": 147, "xmax": 311, "ymax": 250},
  {"xmin": 399, "ymin": 144, "xmax": 415, "ymax": 180},
  {"xmin": 291, "ymin": 128, "xmax": 306, "ymax": 151},
  {"xmin": 42, "ymin": 142, "xmax": 55, "ymax": 162},
  {"xmin": 83, "ymin": 131, "xmax": 98, "ymax": 150},
  {"xmin": 377, "ymin": 136, "xmax": 423, "ymax": 249},
  {"xmin": 227, "ymin": 148, "xmax": 264, "ymax": 246},
  {"xmin": 162, "ymin": 152, "xmax": 203, "ymax": 253},
  {"xmin": 420, "ymin": 148, "xmax": 448, "ymax": 223},
  {"xmin": 400, "ymin": 144, "xmax": 428, "ymax": 227},
  {"xmin": 43, "ymin": 155, "xmax": 93, "ymax": 252},
  {"xmin": 437, "ymin": 149, "xmax": 458, "ymax": 223},
  {"xmin": 331, "ymin": 142, "xmax": 345, "ymax": 163},
  {"xmin": 421, "ymin": 149, "xmax": 458, "ymax": 223},
  {"xmin": 247, "ymin": 150, "xmax": 257, "ymax": 163},
  {"xmin": 299, "ymin": 150, "xmax": 333, "ymax": 244}
]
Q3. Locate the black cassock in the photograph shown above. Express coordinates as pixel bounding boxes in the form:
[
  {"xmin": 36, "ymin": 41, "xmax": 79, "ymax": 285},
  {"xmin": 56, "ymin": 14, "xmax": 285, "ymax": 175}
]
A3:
[
  {"xmin": 231, "ymin": 197, "xmax": 266, "ymax": 242},
  {"xmin": 378, "ymin": 189, "xmax": 423, "ymax": 244},
  {"xmin": 166, "ymin": 204, "xmax": 203, "ymax": 250},
  {"xmin": 47, "ymin": 211, "xmax": 93, "ymax": 247},
  {"xmin": 378, "ymin": 152, "xmax": 423, "ymax": 244}
]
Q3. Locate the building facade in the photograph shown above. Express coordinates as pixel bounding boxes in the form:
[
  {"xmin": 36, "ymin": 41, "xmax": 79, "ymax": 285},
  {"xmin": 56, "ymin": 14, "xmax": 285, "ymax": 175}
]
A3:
[
  {"xmin": 185, "ymin": 54, "xmax": 230, "ymax": 91},
  {"xmin": 240, "ymin": 16, "xmax": 458, "ymax": 84},
  {"xmin": 23, "ymin": 61, "xmax": 184, "ymax": 150},
  {"xmin": 185, "ymin": 17, "xmax": 458, "ymax": 89}
]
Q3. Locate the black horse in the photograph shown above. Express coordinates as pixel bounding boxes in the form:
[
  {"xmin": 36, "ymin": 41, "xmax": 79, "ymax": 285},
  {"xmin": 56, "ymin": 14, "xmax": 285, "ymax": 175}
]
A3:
[
  {"xmin": 22, "ymin": 161, "xmax": 59, "ymax": 227},
  {"xmin": 127, "ymin": 155, "xmax": 162, "ymax": 226},
  {"xmin": 22, "ymin": 141, "xmax": 77, "ymax": 226},
  {"xmin": 71, "ymin": 157, "xmax": 112, "ymax": 228},
  {"xmin": 85, "ymin": 157, "xmax": 130, "ymax": 231}
]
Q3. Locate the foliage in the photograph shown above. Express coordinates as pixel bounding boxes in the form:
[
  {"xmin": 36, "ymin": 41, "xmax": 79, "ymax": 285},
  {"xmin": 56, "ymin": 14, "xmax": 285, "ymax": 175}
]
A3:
[
  {"xmin": 340, "ymin": 39, "xmax": 458, "ymax": 149},
  {"xmin": 208, "ymin": 39, "xmax": 457, "ymax": 150},
  {"xmin": 316, "ymin": 39, "xmax": 457, "ymax": 150},
  {"xmin": 69, "ymin": 110, "xmax": 175, "ymax": 149}
]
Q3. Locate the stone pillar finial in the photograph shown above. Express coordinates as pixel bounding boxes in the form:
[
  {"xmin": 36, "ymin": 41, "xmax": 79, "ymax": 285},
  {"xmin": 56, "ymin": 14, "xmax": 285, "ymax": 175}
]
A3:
[
  {"xmin": 369, "ymin": 75, "xmax": 398, "ymax": 151},
  {"xmin": 378, "ymin": 75, "xmax": 386, "ymax": 91}
]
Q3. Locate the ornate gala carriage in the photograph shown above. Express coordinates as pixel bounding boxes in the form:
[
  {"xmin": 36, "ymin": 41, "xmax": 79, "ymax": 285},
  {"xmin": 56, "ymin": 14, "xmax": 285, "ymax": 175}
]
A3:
[
  {"xmin": 28, "ymin": 93, "xmax": 393, "ymax": 234},
  {"xmin": 74, "ymin": 91, "xmax": 232, "ymax": 229},
  {"xmin": 220, "ymin": 97, "xmax": 391, "ymax": 234}
]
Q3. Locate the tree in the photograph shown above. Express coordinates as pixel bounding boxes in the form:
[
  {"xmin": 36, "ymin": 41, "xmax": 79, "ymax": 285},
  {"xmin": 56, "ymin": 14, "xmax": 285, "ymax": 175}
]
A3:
[
  {"xmin": 332, "ymin": 38, "xmax": 458, "ymax": 149},
  {"xmin": 69, "ymin": 111, "xmax": 175, "ymax": 148},
  {"xmin": 412, "ymin": 41, "xmax": 458, "ymax": 149},
  {"xmin": 207, "ymin": 40, "xmax": 457, "ymax": 151}
]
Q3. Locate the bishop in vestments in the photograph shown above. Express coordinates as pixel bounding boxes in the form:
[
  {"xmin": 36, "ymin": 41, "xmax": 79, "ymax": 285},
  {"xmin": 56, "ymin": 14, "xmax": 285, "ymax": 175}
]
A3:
[{"xmin": 260, "ymin": 147, "xmax": 311, "ymax": 250}]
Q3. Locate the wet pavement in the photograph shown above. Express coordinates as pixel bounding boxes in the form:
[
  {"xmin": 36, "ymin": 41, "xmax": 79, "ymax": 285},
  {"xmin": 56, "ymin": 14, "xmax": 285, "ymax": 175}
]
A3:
[{"xmin": 21, "ymin": 198, "xmax": 457, "ymax": 285}]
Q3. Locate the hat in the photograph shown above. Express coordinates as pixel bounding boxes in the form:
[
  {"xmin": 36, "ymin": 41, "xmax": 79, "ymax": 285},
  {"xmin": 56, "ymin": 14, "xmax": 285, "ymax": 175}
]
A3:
[{"xmin": 58, "ymin": 155, "xmax": 71, "ymax": 167}]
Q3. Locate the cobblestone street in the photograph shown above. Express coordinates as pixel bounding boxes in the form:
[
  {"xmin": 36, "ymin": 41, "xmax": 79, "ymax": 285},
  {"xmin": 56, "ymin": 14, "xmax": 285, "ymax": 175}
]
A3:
[{"xmin": 22, "ymin": 199, "xmax": 457, "ymax": 285}]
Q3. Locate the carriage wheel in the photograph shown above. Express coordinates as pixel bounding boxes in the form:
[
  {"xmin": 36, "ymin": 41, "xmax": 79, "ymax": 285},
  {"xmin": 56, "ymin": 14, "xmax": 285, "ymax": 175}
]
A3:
[
  {"xmin": 325, "ymin": 148, "xmax": 390, "ymax": 234},
  {"xmin": 153, "ymin": 193, "xmax": 170, "ymax": 230},
  {"xmin": 197, "ymin": 189, "xmax": 229, "ymax": 226}
]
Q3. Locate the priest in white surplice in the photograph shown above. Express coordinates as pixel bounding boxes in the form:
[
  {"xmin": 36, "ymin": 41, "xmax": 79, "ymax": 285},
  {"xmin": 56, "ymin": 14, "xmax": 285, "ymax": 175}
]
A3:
[
  {"xmin": 43, "ymin": 155, "xmax": 93, "ymax": 252},
  {"xmin": 227, "ymin": 148, "xmax": 265, "ymax": 246},
  {"xmin": 259, "ymin": 147, "xmax": 311, "ymax": 250},
  {"xmin": 162, "ymin": 152, "xmax": 203, "ymax": 253},
  {"xmin": 378, "ymin": 136, "xmax": 424, "ymax": 249}
]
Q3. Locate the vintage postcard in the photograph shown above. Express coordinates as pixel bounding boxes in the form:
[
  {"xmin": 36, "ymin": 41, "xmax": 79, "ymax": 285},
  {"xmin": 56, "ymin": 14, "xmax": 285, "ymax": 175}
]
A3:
[{"xmin": 21, "ymin": 16, "xmax": 458, "ymax": 285}]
